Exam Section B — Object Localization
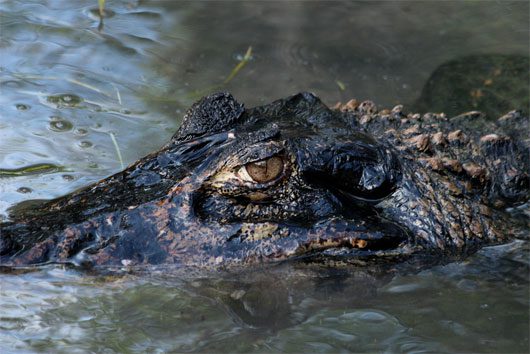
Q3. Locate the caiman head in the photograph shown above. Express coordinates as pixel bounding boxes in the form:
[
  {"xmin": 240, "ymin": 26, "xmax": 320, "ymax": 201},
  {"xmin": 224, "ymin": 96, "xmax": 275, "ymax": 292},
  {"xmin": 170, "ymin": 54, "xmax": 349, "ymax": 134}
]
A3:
[{"xmin": 1, "ymin": 92, "xmax": 527, "ymax": 269}]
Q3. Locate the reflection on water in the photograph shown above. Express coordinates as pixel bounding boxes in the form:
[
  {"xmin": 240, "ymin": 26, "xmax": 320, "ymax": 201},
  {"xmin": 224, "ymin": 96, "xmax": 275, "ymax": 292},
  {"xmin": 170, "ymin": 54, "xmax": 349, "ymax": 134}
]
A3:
[
  {"xmin": 0, "ymin": 0, "xmax": 529, "ymax": 353},
  {"xmin": 1, "ymin": 241, "xmax": 528, "ymax": 353}
]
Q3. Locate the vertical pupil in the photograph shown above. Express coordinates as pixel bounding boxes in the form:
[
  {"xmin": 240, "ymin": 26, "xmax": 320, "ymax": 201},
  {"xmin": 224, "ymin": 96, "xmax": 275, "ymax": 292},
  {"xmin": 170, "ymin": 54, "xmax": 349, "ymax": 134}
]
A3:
[{"xmin": 246, "ymin": 157, "xmax": 283, "ymax": 183}]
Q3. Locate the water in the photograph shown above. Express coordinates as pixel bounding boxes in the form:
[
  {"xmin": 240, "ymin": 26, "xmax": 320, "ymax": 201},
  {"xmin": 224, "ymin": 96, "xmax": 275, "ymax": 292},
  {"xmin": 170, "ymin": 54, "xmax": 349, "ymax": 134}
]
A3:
[{"xmin": 0, "ymin": 1, "xmax": 528, "ymax": 352}]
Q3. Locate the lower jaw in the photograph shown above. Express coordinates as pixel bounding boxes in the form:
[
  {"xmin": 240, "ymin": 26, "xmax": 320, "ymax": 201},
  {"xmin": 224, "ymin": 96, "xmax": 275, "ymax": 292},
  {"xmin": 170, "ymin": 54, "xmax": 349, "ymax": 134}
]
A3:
[{"xmin": 295, "ymin": 242, "xmax": 415, "ymax": 266}]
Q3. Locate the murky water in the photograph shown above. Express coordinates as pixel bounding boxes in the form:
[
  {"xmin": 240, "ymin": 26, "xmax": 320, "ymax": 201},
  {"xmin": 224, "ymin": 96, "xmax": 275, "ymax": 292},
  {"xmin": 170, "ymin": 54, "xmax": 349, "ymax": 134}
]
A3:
[{"xmin": 0, "ymin": 1, "xmax": 528, "ymax": 353}]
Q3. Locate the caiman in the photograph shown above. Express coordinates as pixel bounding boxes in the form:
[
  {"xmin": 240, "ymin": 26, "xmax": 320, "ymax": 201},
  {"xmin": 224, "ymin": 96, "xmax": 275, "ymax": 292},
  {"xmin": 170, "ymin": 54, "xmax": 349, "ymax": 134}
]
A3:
[{"xmin": 0, "ymin": 92, "xmax": 528, "ymax": 270}]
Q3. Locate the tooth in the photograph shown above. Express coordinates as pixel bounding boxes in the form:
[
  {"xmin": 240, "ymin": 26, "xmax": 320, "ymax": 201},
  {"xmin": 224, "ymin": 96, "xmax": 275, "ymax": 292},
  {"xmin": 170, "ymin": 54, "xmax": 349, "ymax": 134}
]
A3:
[{"xmin": 357, "ymin": 239, "xmax": 368, "ymax": 249}]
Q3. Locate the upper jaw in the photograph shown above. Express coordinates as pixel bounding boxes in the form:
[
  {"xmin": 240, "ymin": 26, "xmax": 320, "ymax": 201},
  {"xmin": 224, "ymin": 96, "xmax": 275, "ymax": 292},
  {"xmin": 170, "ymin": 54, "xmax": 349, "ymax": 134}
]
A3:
[
  {"xmin": 227, "ymin": 215, "xmax": 413, "ymax": 264},
  {"xmin": 293, "ymin": 217, "xmax": 412, "ymax": 259}
]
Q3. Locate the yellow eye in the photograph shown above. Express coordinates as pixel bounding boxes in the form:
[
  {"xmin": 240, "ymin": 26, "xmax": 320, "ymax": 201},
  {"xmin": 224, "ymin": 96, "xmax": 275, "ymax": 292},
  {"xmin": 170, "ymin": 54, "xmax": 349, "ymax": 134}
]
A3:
[{"xmin": 241, "ymin": 156, "xmax": 284, "ymax": 184}]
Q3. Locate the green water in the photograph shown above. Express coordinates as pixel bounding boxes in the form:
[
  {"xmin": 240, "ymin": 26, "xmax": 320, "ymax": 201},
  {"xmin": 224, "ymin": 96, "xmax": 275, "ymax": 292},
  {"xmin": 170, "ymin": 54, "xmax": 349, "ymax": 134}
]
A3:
[{"xmin": 0, "ymin": 1, "xmax": 528, "ymax": 353}]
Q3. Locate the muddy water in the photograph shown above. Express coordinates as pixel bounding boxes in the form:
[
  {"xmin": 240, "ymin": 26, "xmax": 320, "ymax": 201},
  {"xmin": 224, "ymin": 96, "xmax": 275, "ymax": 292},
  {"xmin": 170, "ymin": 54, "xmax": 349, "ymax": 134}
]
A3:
[{"xmin": 0, "ymin": 1, "xmax": 528, "ymax": 353}]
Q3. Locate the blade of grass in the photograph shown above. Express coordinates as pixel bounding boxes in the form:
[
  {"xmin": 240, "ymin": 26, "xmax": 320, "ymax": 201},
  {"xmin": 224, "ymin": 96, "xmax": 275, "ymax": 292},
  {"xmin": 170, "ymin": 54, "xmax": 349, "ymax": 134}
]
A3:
[
  {"xmin": 223, "ymin": 46, "xmax": 253, "ymax": 84},
  {"xmin": 187, "ymin": 46, "xmax": 253, "ymax": 100},
  {"xmin": 68, "ymin": 78, "xmax": 107, "ymax": 95},
  {"xmin": 109, "ymin": 132, "xmax": 125, "ymax": 170},
  {"xmin": 13, "ymin": 73, "xmax": 111, "ymax": 97},
  {"xmin": 98, "ymin": 0, "xmax": 106, "ymax": 17},
  {"xmin": 112, "ymin": 84, "xmax": 122, "ymax": 105}
]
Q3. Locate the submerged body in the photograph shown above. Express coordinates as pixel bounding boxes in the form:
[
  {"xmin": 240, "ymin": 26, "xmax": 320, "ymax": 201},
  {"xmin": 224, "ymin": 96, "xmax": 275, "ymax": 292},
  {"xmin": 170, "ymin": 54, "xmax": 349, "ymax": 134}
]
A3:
[{"xmin": 0, "ymin": 93, "xmax": 528, "ymax": 270}]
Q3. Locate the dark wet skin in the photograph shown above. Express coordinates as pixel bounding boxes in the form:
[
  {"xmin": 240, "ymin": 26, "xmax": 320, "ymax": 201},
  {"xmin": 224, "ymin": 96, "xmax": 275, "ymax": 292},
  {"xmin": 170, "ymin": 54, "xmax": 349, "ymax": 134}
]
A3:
[{"xmin": 0, "ymin": 92, "xmax": 528, "ymax": 270}]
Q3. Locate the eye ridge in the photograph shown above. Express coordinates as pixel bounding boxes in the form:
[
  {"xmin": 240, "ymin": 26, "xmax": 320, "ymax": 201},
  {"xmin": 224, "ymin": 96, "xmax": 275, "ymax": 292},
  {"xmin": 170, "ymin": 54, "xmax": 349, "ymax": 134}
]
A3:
[{"xmin": 245, "ymin": 156, "xmax": 284, "ymax": 183}]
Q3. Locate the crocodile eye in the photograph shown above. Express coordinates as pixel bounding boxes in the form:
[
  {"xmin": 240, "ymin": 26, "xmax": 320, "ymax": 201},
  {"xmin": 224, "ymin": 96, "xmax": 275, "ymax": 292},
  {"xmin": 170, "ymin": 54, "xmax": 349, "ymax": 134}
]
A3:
[{"xmin": 242, "ymin": 156, "xmax": 284, "ymax": 184}]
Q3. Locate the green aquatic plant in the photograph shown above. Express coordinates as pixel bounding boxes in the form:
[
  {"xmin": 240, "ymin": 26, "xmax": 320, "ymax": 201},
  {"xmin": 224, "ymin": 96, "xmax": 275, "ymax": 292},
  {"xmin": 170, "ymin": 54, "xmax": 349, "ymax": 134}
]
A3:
[
  {"xmin": 223, "ymin": 46, "xmax": 253, "ymax": 84},
  {"xmin": 0, "ymin": 163, "xmax": 65, "ymax": 177},
  {"xmin": 188, "ymin": 46, "xmax": 254, "ymax": 100},
  {"xmin": 98, "ymin": 0, "xmax": 106, "ymax": 17},
  {"xmin": 336, "ymin": 80, "xmax": 346, "ymax": 91}
]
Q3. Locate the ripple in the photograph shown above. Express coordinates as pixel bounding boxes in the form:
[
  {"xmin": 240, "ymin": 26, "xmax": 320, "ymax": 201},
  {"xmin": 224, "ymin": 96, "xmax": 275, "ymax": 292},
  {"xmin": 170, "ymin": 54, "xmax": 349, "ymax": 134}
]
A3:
[
  {"xmin": 46, "ymin": 93, "xmax": 83, "ymax": 108},
  {"xmin": 272, "ymin": 42, "xmax": 315, "ymax": 68},
  {"xmin": 49, "ymin": 117, "xmax": 74, "ymax": 132},
  {"xmin": 85, "ymin": 7, "xmax": 117, "ymax": 21},
  {"xmin": 78, "ymin": 140, "xmax": 93, "ymax": 148},
  {"xmin": 355, "ymin": 311, "xmax": 389, "ymax": 322},
  {"xmin": 16, "ymin": 186, "xmax": 32, "ymax": 193},
  {"xmin": 385, "ymin": 282, "xmax": 425, "ymax": 294},
  {"xmin": 15, "ymin": 103, "xmax": 30, "ymax": 110},
  {"xmin": 74, "ymin": 128, "xmax": 88, "ymax": 136},
  {"xmin": 128, "ymin": 11, "xmax": 163, "ymax": 20}
]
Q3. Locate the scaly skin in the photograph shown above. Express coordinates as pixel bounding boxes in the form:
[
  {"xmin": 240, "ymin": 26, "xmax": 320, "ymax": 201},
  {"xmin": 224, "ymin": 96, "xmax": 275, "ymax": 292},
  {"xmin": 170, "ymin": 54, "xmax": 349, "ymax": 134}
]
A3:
[
  {"xmin": 335, "ymin": 99, "xmax": 528, "ymax": 253},
  {"xmin": 0, "ymin": 92, "xmax": 528, "ymax": 271}
]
